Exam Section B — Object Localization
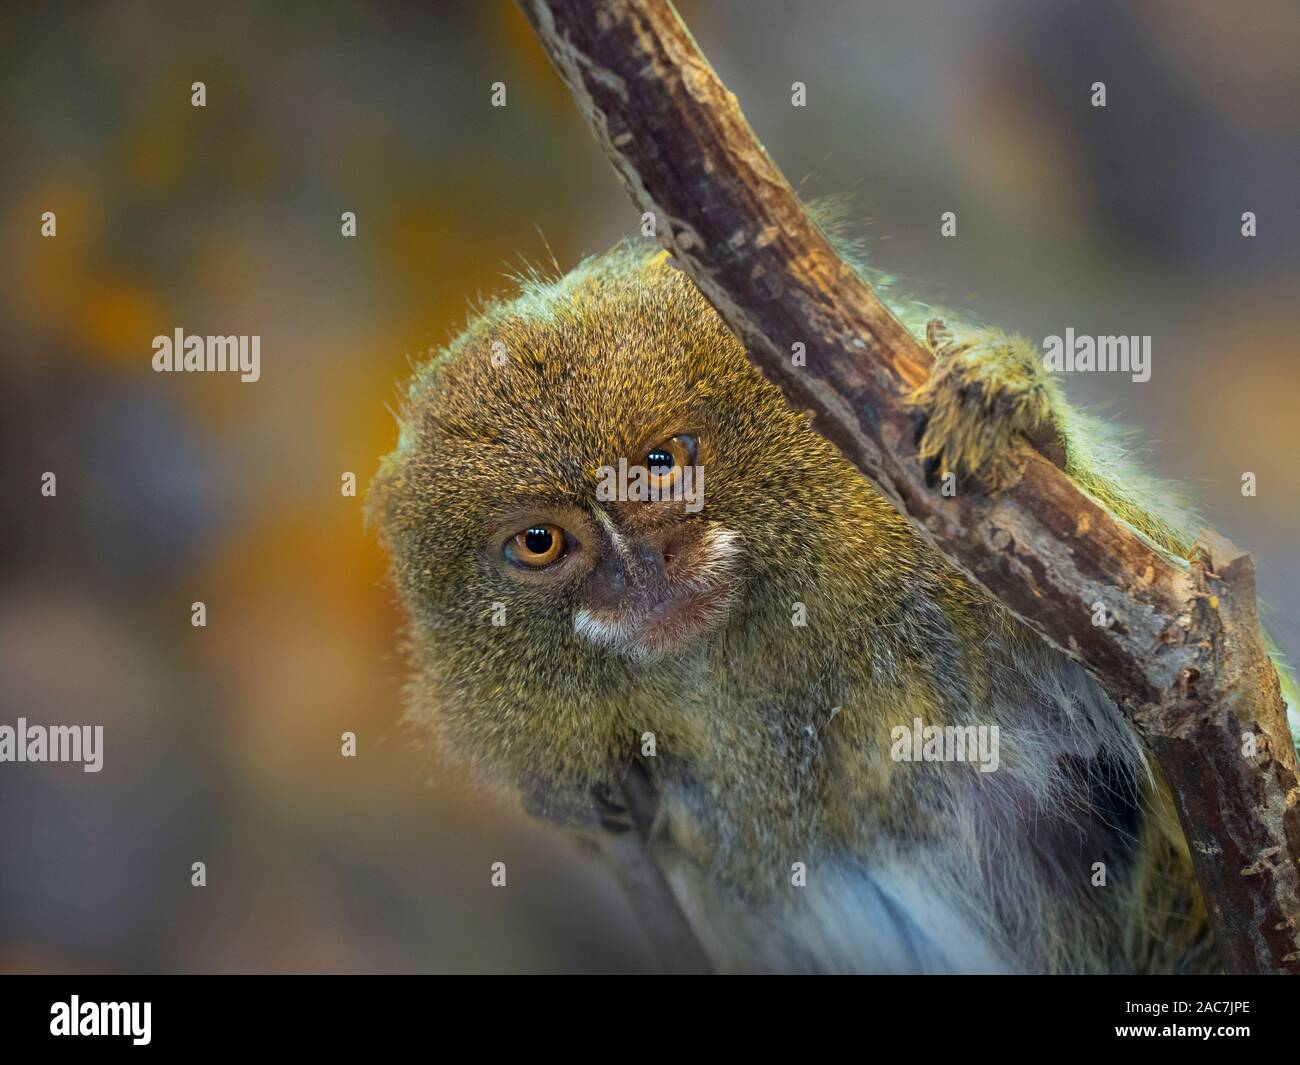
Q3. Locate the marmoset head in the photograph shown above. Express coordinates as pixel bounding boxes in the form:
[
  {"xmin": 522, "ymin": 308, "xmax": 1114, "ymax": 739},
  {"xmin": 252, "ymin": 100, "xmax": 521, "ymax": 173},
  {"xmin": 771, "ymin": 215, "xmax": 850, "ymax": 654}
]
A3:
[{"xmin": 370, "ymin": 242, "xmax": 915, "ymax": 820}]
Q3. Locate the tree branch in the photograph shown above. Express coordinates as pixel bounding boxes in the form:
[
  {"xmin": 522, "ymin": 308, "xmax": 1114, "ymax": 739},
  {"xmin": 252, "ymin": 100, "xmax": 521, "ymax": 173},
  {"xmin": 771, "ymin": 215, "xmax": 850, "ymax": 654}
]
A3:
[{"xmin": 518, "ymin": 0, "xmax": 1300, "ymax": 972}]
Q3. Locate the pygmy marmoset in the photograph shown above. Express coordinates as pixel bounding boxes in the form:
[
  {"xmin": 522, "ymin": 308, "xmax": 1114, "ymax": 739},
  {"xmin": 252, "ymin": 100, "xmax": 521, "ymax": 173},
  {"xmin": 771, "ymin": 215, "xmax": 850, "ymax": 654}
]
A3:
[{"xmin": 369, "ymin": 219, "xmax": 1297, "ymax": 974}]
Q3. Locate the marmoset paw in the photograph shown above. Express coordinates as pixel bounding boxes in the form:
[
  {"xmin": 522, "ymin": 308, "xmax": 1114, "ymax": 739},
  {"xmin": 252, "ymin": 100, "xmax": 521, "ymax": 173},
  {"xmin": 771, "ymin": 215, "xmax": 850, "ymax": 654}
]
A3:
[{"xmin": 910, "ymin": 319, "xmax": 1065, "ymax": 491}]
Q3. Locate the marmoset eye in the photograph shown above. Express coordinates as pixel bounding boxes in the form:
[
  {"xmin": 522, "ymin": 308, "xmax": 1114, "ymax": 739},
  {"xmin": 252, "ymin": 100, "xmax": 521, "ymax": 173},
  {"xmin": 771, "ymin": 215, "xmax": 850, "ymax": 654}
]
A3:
[
  {"xmin": 644, "ymin": 435, "xmax": 696, "ymax": 490},
  {"xmin": 505, "ymin": 525, "xmax": 567, "ymax": 568}
]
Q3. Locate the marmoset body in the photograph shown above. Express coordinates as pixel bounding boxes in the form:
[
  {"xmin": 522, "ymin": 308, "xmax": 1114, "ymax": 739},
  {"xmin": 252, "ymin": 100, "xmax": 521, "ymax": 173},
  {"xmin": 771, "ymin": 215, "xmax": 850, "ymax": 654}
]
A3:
[{"xmin": 370, "ymin": 227, "xmax": 1294, "ymax": 974}]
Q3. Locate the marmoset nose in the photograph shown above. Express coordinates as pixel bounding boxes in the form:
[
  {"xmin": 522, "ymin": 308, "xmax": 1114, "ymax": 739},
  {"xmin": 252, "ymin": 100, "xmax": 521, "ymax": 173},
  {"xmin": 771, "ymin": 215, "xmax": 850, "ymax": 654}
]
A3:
[{"xmin": 583, "ymin": 531, "xmax": 671, "ymax": 612}]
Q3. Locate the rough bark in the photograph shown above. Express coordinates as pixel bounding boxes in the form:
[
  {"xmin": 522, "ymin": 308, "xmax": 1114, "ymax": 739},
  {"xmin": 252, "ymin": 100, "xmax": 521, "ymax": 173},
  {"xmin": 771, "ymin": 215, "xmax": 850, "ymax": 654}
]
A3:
[{"xmin": 518, "ymin": 0, "xmax": 1300, "ymax": 973}]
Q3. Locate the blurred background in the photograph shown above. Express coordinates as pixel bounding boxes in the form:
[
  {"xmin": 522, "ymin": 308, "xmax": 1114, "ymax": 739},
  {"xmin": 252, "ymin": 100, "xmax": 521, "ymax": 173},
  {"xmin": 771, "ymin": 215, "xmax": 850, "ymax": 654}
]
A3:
[{"xmin": 0, "ymin": 0, "xmax": 1295, "ymax": 972}]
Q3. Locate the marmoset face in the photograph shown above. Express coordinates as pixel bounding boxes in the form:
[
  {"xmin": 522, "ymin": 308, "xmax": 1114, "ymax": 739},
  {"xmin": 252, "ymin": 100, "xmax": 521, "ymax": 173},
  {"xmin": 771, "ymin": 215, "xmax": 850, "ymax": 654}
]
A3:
[
  {"xmin": 375, "ymin": 247, "xmax": 858, "ymax": 670},
  {"xmin": 370, "ymin": 244, "xmax": 906, "ymax": 814}
]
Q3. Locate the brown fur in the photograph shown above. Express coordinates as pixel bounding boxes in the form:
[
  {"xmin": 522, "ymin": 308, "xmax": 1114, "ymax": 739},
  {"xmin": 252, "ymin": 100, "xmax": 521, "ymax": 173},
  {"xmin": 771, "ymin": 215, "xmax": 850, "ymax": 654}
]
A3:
[{"xmin": 370, "ymin": 240, "xmax": 1219, "ymax": 972}]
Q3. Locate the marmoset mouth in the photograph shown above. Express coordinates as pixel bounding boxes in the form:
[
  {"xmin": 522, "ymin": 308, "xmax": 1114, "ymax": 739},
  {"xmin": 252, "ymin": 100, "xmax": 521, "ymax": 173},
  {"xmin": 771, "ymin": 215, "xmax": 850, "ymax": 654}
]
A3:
[
  {"xmin": 573, "ymin": 579, "xmax": 735, "ymax": 661},
  {"xmin": 572, "ymin": 525, "xmax": 741, "ymax": 661}
]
